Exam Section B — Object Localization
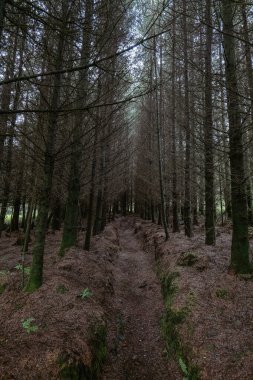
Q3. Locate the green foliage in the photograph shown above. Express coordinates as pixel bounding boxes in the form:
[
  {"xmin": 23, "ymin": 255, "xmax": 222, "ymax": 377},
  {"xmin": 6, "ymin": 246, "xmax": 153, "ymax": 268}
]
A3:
[
  {"xmin": 0, "ymin": 283, "xmax": 6, "ymax": 295},
  {"xmin": 58, "ymin": 322, "xmax": 107, "ymax": 380},
  {"xmin": 185, "ymin": 290, "xmax": 197, "ymax": 310},
  {"xmin": 179, "ymin": 357, "xmax": 189, "ymax": 378},
  {"xmin": 22, "ymin": 317, "xmax": 38, "ymax": 333},
  {"xmin": 177, "ymin": 252, "xmax": 198, "ymax": 267},
  {"xmin": 90, "ymin": 323, "xmax": 107, "ymax": 377},
  {"xmin": 215, "ymin": 288, "xmax": 229, "ymax": 299},
  {"xmin": 0, "ymin": 270, "xmax": 8, "ymax": 295},
  {"xmin": 56, "ymin": 284, "xmax": 69, "ymax": 294},
  {"xmin": 15, "ymin": 264, "xmax": 30, "ymax": 276},
  {"xmin": 160, "ymin": 271, "xmax": 179, "ymax": 301},
  {"xmin": 80, "ymin": 288, "xmax": 92, "ymax": 300},
  {"xmin": 0, "ymin": 270, "xmax": 8, "ymax": 276},
  {"xmin": 159, "ymin": 271, "xmax": 200, "ymax": 380}
]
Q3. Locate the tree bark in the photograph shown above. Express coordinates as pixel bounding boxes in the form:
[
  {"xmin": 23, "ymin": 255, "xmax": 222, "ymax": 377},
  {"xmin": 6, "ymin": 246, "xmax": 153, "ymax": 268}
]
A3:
[
  {"xmin": 222, "ymin": 0, "xmax": 251, "ymax": 273},
  {"xmin": 60, "ymin": 0, "xmax": 93, "ymax": 254},
  {"xmin": 183, "ymin": 0, "xmax": 193, "ymax": 237},
  {"xmin": 204, "ymin": 0, "xmax": 215, "ymax": 245},
  {"xmin": 171, "ymin": 0, "xmax": 179, "ymax": 233},
  {"xmin": 26, "ymin": 21, "xmax": 65, "ymax": 291}
]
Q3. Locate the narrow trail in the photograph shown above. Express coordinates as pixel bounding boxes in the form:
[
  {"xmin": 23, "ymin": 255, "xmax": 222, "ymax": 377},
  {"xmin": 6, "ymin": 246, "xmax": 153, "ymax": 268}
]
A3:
[{"xmin": 102, "ymin": 217, "xmax": 172, "ymax": 380}]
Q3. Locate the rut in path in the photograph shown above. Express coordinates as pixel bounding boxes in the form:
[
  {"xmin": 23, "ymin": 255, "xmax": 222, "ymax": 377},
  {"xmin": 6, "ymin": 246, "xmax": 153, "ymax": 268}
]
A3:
[{"xmin": 102, "ymin": 217, "xmax": 173, "ymax": 380}]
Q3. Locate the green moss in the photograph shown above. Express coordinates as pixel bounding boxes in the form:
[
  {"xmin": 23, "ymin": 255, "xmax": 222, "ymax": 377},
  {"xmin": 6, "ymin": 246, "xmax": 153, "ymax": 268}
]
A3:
[
  {"xmin": 177, "ymin": 252, "xmax": 198, "ymax": 267},
  {"xmin": 159, "ymin": 271, "xmax": 200, "ymax": 380},
  {"xmin": 90, "ymin": 323, "xmax": 107, "ymax": 378},
  {"xmin": 56, "ymin": 284, "xmax": 69, "ymax": 294},
  {"xmin": 59, "ymin": 356, "xmax": 90, "ymax": 380},
  {"xmin": 0, "ymin": 283, "xmax": 6, "ymax": 295},
  {"xmin": 216, "ymin": 288, "xmax": 229, "ymax": 299},
  {"xmin": 58, "ymin": 322, "xmax": 107, "ymax": 380}
]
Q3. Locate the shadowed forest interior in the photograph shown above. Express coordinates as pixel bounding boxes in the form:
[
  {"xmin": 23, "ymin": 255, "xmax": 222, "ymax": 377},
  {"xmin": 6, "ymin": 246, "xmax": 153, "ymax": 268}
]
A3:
[{"xmin": 0, "ymin": 1, "xmax": 252, "ymax": 379}]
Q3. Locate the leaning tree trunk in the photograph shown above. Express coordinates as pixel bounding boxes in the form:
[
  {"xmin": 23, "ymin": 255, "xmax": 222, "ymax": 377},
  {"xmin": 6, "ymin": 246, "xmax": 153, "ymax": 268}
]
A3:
[
  {"xmin": 204, "ymin": 0, "xmax": 215, "ymax": 245},
  {"xmin": 222, "ymin": 0, "xmax": 251, "ymax": 273}
]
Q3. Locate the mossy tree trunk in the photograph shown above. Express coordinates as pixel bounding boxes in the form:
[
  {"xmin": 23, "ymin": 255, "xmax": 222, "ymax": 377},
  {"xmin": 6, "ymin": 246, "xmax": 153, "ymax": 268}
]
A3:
[{"xmin": 222, "ymin": 0, "xmax": 251, "ymax": 273}]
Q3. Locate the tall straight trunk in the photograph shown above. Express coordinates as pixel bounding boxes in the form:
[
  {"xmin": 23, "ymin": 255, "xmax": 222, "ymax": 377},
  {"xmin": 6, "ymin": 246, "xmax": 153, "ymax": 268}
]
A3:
[
  {"xmin": 204, "ymin": 0, "xmax": 215, "ymax": 245},
  {"xmin": 26, "ymin": 25, "xmax": 65, "ymax": 291},
  {"xmin": 60, "ymin": 0, "xmax": 93, "ymax": 254},
  {"xmin": 0, "ymin": 33, "xmax": 17, "ymax": 173},
  {"xmin": 241, "ymin": 1, "xmax": 253, "ymax": 225},
  {"xmin": 219, "ymin": 34, "xmax": 231, "ymax": 220},
  {"xmin": 154, "ymin": 36, "xmax": 169, "ymax": 240},
  {"xmin": 0, "ymin": 28, "xmax": 24, "ymax": 236},
  {"xmin": 218, "ymin": 163, "xmax": 224, "ymax": 226},
  {"xmin": 11, "ymin": 196, "xmax": 21, "ymax": 231},
  {"xmin": 21, "ymin": 197, "xmax": 26, "ymax": 229},
  {"xmin": 222, "ymin": 0, "xmax": 250, "ymax": 273},
  {"xmin": 93, "ymin": 190, "xmax": 102, "ymax": 235},
  {"xmin": 51, "ymin": 197, "xmax": 62, "ymax": 231},
  {"xmin": 84, "ymin": 125, "xmax": 98, "ymax": 250},
  {"xmin": 183, "ymin": 0, "xmax": 193, "ymax": 237},
  {"xmin": 23, "ymin": 201, "xmax": 33, "ymax": 255},
  {"xmin": 171, "ymin": 1, "xmax": 179, "ymax": 232},
  {"xmin": 0, "ymin": 0, "xmax": 6, "ymax": 42}
]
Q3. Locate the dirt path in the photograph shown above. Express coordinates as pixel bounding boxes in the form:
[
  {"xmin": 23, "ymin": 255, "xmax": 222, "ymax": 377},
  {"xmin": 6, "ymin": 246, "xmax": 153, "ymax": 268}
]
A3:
[{"xmin": 102, "ymin": 217, "xmax": 173, "ymax": 380}]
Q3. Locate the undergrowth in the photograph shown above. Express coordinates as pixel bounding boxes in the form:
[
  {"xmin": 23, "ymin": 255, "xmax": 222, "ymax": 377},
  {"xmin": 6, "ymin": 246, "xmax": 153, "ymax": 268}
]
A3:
[
  {"xmin": 159, "ymin": 271, "xmax": 200, "ymax": 380},
  {"xmin": 58, "ymin": 320, "xmax": 107, "ymax": 380}
]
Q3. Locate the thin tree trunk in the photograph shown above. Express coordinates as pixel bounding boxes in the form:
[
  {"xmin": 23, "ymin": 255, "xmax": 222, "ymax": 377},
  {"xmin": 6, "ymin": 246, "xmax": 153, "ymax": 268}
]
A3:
[
  {"xmin": 171, "ymin": 0, "xmax": 179, "ymax": 233},
  {"xmin": 153, "ymin": 36, "xmax": 169, "ymax": 240},
  {"xmin": 204, "ymin": 0, "xmax": 215, "ymax": 245},
  {"xmin": 0, "ymin": 0, "xmax": 6, "ymax": 43},
  {"xmin": 183, "ymin": 0, "xmax": 193, "ymax": 237},
  {"xmin": 84, "ymin": 126, "xmax": 98, "ymax": 250}
]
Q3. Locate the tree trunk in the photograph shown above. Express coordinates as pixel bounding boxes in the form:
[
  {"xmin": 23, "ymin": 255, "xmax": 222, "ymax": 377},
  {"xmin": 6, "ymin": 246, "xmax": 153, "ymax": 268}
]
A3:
[
  {"xmin": 204, "ymin": 0, "xmax": 215, "ymax": 245},
  {"xmin": 26, "ymin": 23, "xmax": 65, "ymax": 291},
  {"xmin": 0, "ymin": 0, "xmax": 6, "ymax": 42},
  {"xmin": 0, "ymin": 28, "xmax": 24, "ymax": 236},
  {"xmin": 222, "ymin": 0, "xmax": 250, "ymax": 273},
  {"xmin": 183, "ymin": 0, "xmax": 193, "ymax": 237},
  {"xmin": 60, "ymin": 0, "xmax": 93, "ymax": 254},
  {"xmin": 154, "ymin": 36, "xmax": 169, "ymax": 240},
  {"xmin": 171, "ymin": 0, "xmax": 179, "ymax": 233},
  {"xmin": 84, "ymin": 122, "xmax": 98, "ymax": 251}
]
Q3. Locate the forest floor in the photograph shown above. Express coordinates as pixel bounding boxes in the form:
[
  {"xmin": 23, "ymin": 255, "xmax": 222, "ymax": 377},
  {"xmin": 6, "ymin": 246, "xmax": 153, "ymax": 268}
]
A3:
[{"xmin": 0, "ymin": 216, "xmax": 252, "ymax": 379}]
